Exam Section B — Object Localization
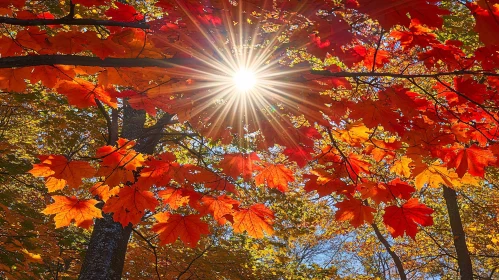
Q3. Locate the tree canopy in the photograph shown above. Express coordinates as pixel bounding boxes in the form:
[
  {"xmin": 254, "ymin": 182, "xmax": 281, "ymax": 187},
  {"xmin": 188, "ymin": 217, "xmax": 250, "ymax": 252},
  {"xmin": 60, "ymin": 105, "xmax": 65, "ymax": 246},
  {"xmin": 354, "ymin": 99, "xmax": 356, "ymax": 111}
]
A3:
[{"xmin": 1, "ymin": 0, "xmax": 499, "ymax": 279}]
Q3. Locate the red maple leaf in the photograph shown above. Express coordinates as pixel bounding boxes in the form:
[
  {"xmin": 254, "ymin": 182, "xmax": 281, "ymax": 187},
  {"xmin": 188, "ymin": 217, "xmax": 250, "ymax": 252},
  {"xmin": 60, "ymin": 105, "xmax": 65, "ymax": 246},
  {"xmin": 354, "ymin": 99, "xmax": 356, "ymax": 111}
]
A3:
[
  {"xmin": 216, "ymin": 153, "xmax": 261, "ymax": 181},
  {"xmin": 446, "ymin": 145, "xmax": 496, "ymax": 177},
  {"xmin": 152, "ymin": 213, "xmax": 210, "ymax": 248},
  {"xmin": 383, "ymin": 198, "xmax": 434, "ymax": 239},
  {"xmin": 283, "ymin": 146, "xmax": 315, "ymax": 168}
]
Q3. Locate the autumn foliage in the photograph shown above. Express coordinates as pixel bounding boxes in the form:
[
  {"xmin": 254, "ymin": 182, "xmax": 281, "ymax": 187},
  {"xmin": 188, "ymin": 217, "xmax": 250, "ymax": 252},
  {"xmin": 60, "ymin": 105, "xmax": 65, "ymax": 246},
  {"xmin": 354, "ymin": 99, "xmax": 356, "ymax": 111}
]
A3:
[{"xmin": 1, "ymin": 0, "xmax": 499, "ymax": 278}]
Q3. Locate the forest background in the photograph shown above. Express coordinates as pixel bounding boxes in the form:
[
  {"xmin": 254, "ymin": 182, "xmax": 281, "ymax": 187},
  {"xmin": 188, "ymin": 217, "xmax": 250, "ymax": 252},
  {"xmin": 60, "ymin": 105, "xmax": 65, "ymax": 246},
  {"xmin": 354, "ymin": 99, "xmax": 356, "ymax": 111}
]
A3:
[{"xmin": 1, "ymin": 0, "xmax": 499, "ymax": 279}]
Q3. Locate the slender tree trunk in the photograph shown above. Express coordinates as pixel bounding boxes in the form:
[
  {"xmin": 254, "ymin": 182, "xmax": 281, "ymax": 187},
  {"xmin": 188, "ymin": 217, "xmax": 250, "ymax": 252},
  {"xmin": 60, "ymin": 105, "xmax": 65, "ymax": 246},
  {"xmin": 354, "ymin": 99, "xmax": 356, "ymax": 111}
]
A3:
[
  {"xmin": 79, "ymin": 105, "xmax": 168, "ymax": 279},
  {"xmin": 371, "ymin": 223, "xmax": 407, "ymax": 280},
  {"xmin": 442, "ymin": 186, "xmax": 474, "ymax": 280}
]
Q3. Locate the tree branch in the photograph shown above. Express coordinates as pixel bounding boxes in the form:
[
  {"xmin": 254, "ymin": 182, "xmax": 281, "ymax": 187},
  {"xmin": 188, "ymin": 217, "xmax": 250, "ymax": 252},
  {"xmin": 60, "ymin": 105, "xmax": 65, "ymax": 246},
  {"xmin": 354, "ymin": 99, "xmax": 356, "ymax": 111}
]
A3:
[
  {"xmin": 310, "ymin": 69, "xmax": 499, "ymax": 78},
  {"xmin": 371, "ymin": 223, "xmax": 407, "ymax": 280},
  {"xmin": 0, "ymin": 55, "xmax": 195, "ymax": 68},
  {"xmin": 1, "ymin": 55, "xmax": 498, "ymax": 82},
  {"xmin": 0, "ymin": 16, "xmax": 149, "ymax": 29},
  {"xmin": 95, "ymin": 99, "xmax": 112, "ymax": 144}
]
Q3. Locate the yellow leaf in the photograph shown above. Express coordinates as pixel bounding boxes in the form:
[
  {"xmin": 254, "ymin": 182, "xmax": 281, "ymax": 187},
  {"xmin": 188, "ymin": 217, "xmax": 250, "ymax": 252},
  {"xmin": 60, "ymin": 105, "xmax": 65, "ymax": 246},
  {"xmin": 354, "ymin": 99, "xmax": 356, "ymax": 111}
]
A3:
[
  {"xmin": 334, "ymin": 122, "xmax": 370, "ymax": 146},
  {"xmin": 414, "ymin": 163, "xmax": 460, "ymax": 189},
  {"xmin": 21, "ymin": 249, "xmax": 43, "ymax": 263},
  {"xmin": 390, "ymin": 156, "xmax": 413, "ymax": 177}
]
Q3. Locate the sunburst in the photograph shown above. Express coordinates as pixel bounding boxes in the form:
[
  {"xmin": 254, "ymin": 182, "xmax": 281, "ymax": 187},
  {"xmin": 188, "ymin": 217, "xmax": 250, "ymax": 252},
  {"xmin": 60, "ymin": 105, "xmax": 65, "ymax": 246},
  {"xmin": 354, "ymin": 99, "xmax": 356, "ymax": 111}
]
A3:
[{"xmin": 154, "ymin": 0, "xmax": 325, "ymax": 147}]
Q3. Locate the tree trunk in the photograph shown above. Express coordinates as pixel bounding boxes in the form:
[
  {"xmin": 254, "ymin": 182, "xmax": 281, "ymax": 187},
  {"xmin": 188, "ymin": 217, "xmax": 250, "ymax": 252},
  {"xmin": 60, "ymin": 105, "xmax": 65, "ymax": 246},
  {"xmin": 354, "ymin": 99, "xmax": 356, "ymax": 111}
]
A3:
[
  {"xmin": 443, "ymin": 186, "xmax": 474, "ymax": 280},
  {"xmin": 371, "ymin": 223, "xmax": 407, "ymax": 280},
  {"xmin": 79, "ymin": 106, "xmax": 167, "ymax": 279},
  {"xmin": 78, "ymin": 215, "xmax": 133, "ymax": 280}
]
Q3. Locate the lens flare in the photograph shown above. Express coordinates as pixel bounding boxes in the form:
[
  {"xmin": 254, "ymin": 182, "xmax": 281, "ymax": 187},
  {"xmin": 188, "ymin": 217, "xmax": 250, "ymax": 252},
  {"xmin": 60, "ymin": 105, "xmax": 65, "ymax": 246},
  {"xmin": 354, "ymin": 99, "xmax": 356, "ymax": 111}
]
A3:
[{"xmin": 233, "ymin": 69, "xmax": 257, "ymax": 93}]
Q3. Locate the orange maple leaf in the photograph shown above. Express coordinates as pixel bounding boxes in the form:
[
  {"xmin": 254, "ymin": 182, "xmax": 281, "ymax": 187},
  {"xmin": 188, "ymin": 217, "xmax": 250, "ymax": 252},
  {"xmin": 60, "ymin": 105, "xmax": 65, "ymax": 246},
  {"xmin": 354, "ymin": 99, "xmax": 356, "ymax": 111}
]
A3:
[
  {"xmin": 254, "ymin": 164, "xmax": 294, "ymax": 192},
  {"xmin": 335, "ymin": 198, "xmax": 375, "ymax": 227},
  {"xmin": 96, "ymin": 138, "xmax": 145, "ymax": 187},
  {"xmin": 158, "ymin": 188, "xmax": 196, "ymax": 210},
  {"xmin": 303, "ymin": 173, "xmax": 352, "ymax": 197},
  {"xmin": 102, "ymin": 185, "xmax": 158, "ymax": 226},
  {"xmin": 383, "ymin": 198, "xmax": 434, "ymax": 239},
  {"xmin": 29, "ymin": 155, "xmax": 96, "ymax": 192},
  {"xmin": 90, "ymin": 182, "xmax": 119, "ymax": 202},
  {"xmin": 152, "ymin": 213, "xmax": 210, "ymax": 248},
  {"xmin": 56, "ymin": 78, "xmax": 117, "ymax": 108},
  {"xmin": 42, "ymin": 196, "xmax": 102, "ymax": 229},
  {"xmin": 136, "ymin": 152, "xmax": 176, "ymax": 189},
  {"xmin": 0, "ymin": 67, "xmax": 32, "ymax": 92},
  {"xmin": 233, "ymin": 204, "xmax": 274, "ymax": 238},
  {"xmin": 200, "ymin": 195, "xmax": 240, "ymax": 225}
]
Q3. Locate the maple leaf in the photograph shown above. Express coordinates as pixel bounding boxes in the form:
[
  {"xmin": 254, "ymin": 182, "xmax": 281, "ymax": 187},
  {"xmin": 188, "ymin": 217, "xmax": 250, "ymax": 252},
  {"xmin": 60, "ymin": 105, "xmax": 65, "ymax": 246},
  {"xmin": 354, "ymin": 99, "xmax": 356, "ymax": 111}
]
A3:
[
  {"xmin": 390, "ymin": 20, "xmax": 438, "ymax": 50},
  {"xmin": 216, "ymin": 153, "xmax": 261, "ymax": 181},
  {"xmin": 87, "ymin": 36, "xmax": 126, "ymax": 60},
  {"xmin": 386, "ymin": 179, "xmax": 415, "ymax": 200},
  {"xmin": 72, "ymin": 0, "xmax": 109, "ymax": 7},
  {"xmin": 344, "ymin": 153, "xmax": 371, "ymax": 181},
  {"xmin": 383, "ymin": 198, "xmax": 434, "ymax": 239},
  {"xmin": 96, "ymin": 138, "xmax": 145, "ymax": 187},
  {"xmin": 42, "ymin": 196, "xmax": 102, "ymax": 229},
  {"xmin": 333, "ymin": 122, "xmax": 370, "ymax": 147},
  {"xmin": 446, "ymin": 145, "xmax": 496, "ymax": 178},
  {"xmin": 254, "ymin": 164, "xmax": 294, "ymax": 192},
  {"xmin": 357, "ymin": 181, "xmax": 391, "ymax": 204},
  {"xmin": 355, "ymin": 0, "xmax": 449, "ymax": 29},
  {"xmin": 105, "ymin": 2, "xmax": 144, "ymax": 22},
  {"xmin": 152, "ymin": 213, "xmax": 210, "ymax": 248},
  {"xmin": 136, "ymin": 152, "xmax": 176, "ymax": 189},
  {"xmin": 390, "ymin": 156, "xmax": 413, "ymax": 178},
  {"xmin": 365, "ymin": 138, "xmax": 401, "ymax": 162},
  {"xmin": 102, "ymin": 186, "xmax": 158, "ymax": 226},
  {"xmin": 90, "ymin": 182, "xmax": 119, "ymax": 202},
  {"xmin": 29, "ymin": 155, "xmax": 96, "ymax": 192},
  {"xmin": 0, "ymin": 36, "xmax": 23, "ymax": 57},
  {"xmin": 335, "ymin": 198, "xmax": 375, "ymax": 227},
  {"xmin": 56, "ymin": 79, "xmax": 117, "ymax": 108},
  {"xmin": 283, "ymin": 145, "xmax": 314, "ymax": 168},
  {"xmin": 304, "ymin": 173, "xmax": 353, "ymax": 197},
  {"xmin": 414, "ymin": 163, "xmax": 461, "ymax": 189},
  {"xmin": 31, "ymin": 65, "xmax": 75, "ymax": 88},
  {"xmin": 50, "ymin": 31, "xmax": 88, "ymax": 54},
  {"xmin": 467, "ymin": 2, "xmax": 499, "ymax": 46},
  {"xmin": 158, "ymin": 188, "xmax": 197, "ymax": 210},
  {"xmin": 0, "ymin": 68, "xmax": 31, "ymax": 92},
  {"xmin": 200, "ymin": 195, "xmax": 240, "ymax": 225},
  {"xmin": 233, "ymin": 204, "xmax": 274, "ymax": 238}
]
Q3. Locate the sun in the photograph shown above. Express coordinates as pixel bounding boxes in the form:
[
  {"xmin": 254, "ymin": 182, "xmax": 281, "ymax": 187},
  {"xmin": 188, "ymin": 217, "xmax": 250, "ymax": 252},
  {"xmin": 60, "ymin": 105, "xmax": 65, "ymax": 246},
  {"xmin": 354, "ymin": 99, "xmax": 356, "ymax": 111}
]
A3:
[{"xmin": 232, "ymin": 68, "xmax": 257, "ymax": 93}]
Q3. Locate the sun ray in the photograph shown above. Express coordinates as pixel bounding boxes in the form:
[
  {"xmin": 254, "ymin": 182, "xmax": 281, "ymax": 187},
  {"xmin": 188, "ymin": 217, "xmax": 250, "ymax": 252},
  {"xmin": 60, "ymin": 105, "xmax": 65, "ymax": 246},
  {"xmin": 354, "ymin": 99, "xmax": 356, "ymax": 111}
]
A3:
[{"xmin": 149, "ymin": 0, "xmax": 330, "ymax": 149}]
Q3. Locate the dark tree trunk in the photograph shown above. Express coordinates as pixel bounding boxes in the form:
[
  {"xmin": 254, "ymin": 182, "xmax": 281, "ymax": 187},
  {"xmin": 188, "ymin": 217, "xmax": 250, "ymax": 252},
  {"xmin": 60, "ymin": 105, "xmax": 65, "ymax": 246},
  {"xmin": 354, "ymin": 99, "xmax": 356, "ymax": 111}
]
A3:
[
  {"xmin": 78, "ymin": 216, "xmax": 133, "ymax": 280},
  {"xmin": 443, "ymin": 186, "xmax": 474, "ymax": 280},
  {"xmin": 371, "ymin": 223, "xmax": 407, "ymax": 280},
  {"xmin": 79, "ymin": 105, "xmax": 170, "ymax": 279}
]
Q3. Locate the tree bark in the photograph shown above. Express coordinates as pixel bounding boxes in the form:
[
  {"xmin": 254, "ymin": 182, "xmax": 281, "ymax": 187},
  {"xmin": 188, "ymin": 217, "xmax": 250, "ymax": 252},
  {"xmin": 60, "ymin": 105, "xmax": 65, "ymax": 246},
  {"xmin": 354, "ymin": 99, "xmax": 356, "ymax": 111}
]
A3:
[
  {"xmin": 442, "ymin": 186, "xmax": 474, "ymax": 280},
  {"xmin": 371, "ymin": 223, "xmax": 407, "ymax": 280},
  {"xmin": 79, "ymin": 105, "xmax": 168, "ymax": 279}
]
